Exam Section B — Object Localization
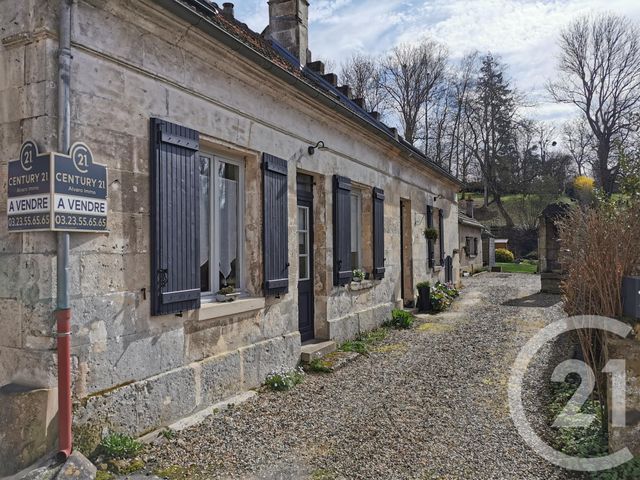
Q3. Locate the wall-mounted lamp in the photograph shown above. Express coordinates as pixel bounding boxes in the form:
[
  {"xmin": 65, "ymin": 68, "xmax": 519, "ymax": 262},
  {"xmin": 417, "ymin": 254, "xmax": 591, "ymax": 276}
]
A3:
[
  {"xmin": 433, "ymin": 194, "xmax": 444, "ymax": 202},
  {"xmin": 308, "ymin": 141, "xmax": 326, "ymax": 155}
]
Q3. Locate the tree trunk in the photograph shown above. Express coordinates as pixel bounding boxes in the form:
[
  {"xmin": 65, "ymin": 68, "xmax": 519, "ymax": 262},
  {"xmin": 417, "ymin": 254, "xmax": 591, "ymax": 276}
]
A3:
[
  {"xmin": 494, "ymin": 195, "xmax": 515, "ymax": 227},
  {"xmin": 597, "ymin": 140, "xmax": 614, "ymax": 193}
]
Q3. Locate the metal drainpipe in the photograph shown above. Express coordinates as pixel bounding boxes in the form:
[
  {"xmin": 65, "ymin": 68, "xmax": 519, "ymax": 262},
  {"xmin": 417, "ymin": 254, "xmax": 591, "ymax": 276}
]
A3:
[{"xmin": 56, "ymin": 0, "xmax": 73, "ymax": 460}]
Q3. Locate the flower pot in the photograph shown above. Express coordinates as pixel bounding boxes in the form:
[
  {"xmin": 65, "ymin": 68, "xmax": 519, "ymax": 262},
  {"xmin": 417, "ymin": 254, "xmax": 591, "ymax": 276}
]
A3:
[
  {"xmin": 417, "ymin": 286, "xmax": 431, "ymax": 312},
  {"xmin": 215, "ymin": 292, "xmax": 240, "ymax": 302}
]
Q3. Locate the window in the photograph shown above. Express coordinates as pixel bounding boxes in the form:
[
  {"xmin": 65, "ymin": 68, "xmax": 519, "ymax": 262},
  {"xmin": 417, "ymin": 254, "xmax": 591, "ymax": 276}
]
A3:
[
  {"xmin": 350, "ymin": 190, "xmax": 362, "ymax": 269},
  {"xmin": 465, "ymin": 237, "xmax": 472, "ymax": 256},
  {"xmin": 473, "ymin": 237, "xmax": 479, "ymax": 256},
  {"xmin": 298, "ymin": 206, "xmax": 310, "ymax": 281},
  {"xmin": 199, "ymin": 153, "xmax": 244, "ymax": 296}
]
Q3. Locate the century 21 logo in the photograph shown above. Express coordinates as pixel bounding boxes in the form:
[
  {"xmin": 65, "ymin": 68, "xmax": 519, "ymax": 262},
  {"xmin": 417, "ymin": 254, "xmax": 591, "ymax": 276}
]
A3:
[
  {"xmin": 21, "ymin": 146, "xmax": 33, "ymax": 171},
  {"xmin": 72, "ymin": 143, "xmax": 91, "ymax": 173}
]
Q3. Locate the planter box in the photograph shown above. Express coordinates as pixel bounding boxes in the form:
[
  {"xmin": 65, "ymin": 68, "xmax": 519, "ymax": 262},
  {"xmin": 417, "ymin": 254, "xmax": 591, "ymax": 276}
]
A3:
[{"xmin": 416, "ymin": 286, "xmax": 431, "ymax": 313}]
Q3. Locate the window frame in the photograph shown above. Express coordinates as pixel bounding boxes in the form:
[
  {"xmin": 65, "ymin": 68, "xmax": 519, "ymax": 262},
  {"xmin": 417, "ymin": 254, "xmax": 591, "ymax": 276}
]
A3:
[
  {"xmin": 199, "ymin": 151, "xmax": 245, "ymax": 300},
  {"xmin": 350, "ymin": 189, "xmax": 363, "ymax": 270}
]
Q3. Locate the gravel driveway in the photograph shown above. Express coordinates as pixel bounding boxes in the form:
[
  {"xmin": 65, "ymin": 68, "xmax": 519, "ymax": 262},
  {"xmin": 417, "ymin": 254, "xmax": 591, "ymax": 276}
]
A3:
[{"xmin": 143, "ymin": 273, "xmax": 576, "ymax": 480}]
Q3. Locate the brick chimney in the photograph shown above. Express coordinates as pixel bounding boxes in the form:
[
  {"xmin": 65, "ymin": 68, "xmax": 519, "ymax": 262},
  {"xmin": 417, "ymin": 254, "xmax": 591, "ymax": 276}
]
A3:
[
  {"xmin": 267, "ymin": 0, "xmax": 309, "ymax": 65},
  {"xmin": 465, "ymin": 198, "xmax": 474, "ymax": 218}
]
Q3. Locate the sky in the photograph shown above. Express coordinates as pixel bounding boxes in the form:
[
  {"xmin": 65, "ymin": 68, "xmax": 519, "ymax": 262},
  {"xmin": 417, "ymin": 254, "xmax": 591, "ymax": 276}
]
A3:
[{"xmin": 234, "ymin": 0, "xmax": 640, "ymax": 124}]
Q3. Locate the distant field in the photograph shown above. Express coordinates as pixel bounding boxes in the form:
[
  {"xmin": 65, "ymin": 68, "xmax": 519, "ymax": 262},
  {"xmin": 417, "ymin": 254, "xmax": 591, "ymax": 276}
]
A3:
[
  {"xmin": 495, "ymin": 262, "xmax": 538, "ymax": 274},
  {"xmin": 466, "ymin": 193, "xmax": 570, "ymax": 228}
]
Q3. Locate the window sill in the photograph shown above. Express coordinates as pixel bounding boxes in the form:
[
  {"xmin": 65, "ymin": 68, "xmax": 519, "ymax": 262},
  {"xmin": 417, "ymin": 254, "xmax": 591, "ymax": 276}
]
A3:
[
  {"xmin": 433, "ymin": 266, "xmax": 442, "ymax": 272},
  {"xmin": 349, "ymin": 279, "xmax": 375, "ymax": 291},
  {"xmin": 197, "ymin": 297, "xmax": 265, "ymax": 321}
]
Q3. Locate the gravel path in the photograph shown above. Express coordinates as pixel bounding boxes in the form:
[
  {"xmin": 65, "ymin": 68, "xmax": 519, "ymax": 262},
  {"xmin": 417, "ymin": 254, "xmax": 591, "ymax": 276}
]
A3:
[{"xmin": 143, "ymin": 273, "xmax": 577, "ymax": 480}]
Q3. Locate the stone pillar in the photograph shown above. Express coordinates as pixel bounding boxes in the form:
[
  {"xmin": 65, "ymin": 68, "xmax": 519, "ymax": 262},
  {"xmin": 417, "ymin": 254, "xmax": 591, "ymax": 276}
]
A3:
[
  {"xmin": 267, "ymin": 0, "xmax": 309, "ymax": 66},
  {"xmin": 0, "ymin": 384, "xmax": 58, "ymax": 476}
]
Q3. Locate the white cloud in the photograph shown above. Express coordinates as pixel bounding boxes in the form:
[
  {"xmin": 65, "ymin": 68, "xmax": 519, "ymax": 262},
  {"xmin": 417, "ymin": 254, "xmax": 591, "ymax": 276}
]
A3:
[{"xmin": 234, "ymin": 0, "xmax": 640, "ymax": 122}]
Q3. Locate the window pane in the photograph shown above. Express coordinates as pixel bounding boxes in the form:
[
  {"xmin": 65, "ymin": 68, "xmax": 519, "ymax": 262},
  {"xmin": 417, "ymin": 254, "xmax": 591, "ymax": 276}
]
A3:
[
  {"xmin": 299, "ymin": 232, "xmax": 308, "ymax": 255},
  {"xmin": 298, "ymin": 206, "xmax": 310, "ymax": 281},
  {"xmin": 298, "ymin": 206, "xmax": 307, "ymax": 231},
  {"xmin": 199, "ymin": 156, "xmax": 210, "ymax": 292},
  {"xmin": 217, "ymin": 161, "xmax": 239, "ymax": 289}
]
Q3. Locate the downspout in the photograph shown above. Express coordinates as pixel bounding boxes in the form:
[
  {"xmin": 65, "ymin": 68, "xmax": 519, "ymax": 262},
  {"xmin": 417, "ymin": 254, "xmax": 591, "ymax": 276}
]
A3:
[{"xmin": 56, "ymin": 0, "xmax": 73, "ymax": 460}]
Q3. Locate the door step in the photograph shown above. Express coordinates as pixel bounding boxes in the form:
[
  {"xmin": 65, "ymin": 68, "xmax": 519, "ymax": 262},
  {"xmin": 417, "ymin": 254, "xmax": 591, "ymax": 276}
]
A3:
[{"xmin": 300, "ymin": 340, "xmax": 337, "ymax": 363}]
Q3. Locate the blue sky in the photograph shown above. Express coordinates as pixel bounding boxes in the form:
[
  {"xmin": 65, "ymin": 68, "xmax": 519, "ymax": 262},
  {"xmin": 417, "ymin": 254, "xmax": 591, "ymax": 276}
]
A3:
[{"xmin": 234, "ymin": 1, "xmax": 640, "ymax": 123}]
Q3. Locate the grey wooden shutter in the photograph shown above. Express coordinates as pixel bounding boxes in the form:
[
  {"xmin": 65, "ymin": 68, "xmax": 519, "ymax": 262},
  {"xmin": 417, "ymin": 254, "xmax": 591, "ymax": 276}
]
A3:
[
  {"xmin": 150, "ymin": 118, "xmax": 201, "ymax": 316},
  {"xmin": 372, "ymin": 187, "xmax": 385, "ymax": 279},
  {"xmin": 263, "ymin": 153, "xmax": 289, "ymax": 295},
  {"xmin": 438, "ymin": 209, "xmax": 445, "ymax": 265},
  {"xmin": 427, "ymin": 205, "xmax": 435, "ymax": 268},
  {"xmin": 333, "ymin": 175, "xmax": 352, "ymax": 286}
]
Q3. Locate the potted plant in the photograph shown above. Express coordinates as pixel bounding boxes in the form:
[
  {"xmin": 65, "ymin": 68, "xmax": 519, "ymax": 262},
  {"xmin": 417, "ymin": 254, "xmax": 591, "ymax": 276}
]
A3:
[
  {"xmin": 216, "ymin": 285, "xmax": 240, "ymax": 302},
  {"xmin": 352, "ymin": 269, "xmax": 365, "ymax": 282},
  {"xmin": 416, "ymin": 281, "xmax": 431, "ymax": 312},
  {"xmin": 423, "ymin": 227, "xmax": 438, "ymax": 241}
]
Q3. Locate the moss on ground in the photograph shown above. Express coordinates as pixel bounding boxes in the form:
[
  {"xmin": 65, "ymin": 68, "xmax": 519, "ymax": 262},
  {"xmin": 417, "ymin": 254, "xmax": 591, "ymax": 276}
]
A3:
[{"xmin": 417, "ymin": 322, "xmax": 453, "ymax": 333}]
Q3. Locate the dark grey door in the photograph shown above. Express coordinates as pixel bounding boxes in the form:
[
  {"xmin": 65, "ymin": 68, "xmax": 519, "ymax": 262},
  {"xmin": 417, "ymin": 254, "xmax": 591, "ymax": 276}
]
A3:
[{"xmin": 297, "ymin": 174, "xmax": 314, "ymax": 342}]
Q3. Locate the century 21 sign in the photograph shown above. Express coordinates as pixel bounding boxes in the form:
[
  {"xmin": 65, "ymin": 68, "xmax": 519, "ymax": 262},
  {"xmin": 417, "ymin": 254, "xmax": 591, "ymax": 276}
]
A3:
[{"xmin": 7, "ymin": 140, "xmax": 108, "ymax": 232}]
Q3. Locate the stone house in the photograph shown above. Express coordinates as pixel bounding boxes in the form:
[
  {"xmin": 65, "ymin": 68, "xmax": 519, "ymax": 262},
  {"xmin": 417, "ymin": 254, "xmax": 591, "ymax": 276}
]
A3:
[
  {"xmin": 0, "ymin": 0, "xmax": 461, "ymax": 469},
  {"xmin": 458, "ymin": 198, "xmax": 487, "ymax": 275}
]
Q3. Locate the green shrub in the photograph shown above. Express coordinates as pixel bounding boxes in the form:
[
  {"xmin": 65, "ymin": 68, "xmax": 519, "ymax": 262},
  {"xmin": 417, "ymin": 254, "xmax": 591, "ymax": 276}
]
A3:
[
  {"xmin": 495, "ymin": 248, "xmax": 515, "ymax": 263},
  {"xmin": 423, "ymin": 227, "xmax": 438, "ymax": 240},
  {"xmin": 416, "ymin": 281, "xmax": 431, "ymax": 289},
  {"xmin": 264, "ymin": 367, "xmax": 304, "ymax": 391},
  {"xmin": 98, "ymin": 433, "xmax": 143, "ymax": 459},
  {"xmin": 386, "ymin": 309, "xmax": 414, "ymax": 329}
]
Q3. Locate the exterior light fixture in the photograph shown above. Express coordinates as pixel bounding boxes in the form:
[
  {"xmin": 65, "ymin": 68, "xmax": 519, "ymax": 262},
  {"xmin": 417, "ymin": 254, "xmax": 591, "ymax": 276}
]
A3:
[{"xmin": 308, "ymin": 141, "xmax": 326, "ymax": 155}]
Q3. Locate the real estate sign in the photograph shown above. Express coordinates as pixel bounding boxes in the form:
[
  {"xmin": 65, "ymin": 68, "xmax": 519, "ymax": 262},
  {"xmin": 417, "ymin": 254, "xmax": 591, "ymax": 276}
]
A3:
[{"xmin": 7, "ymin": 140, "xmax": 108, "ymax": 233}]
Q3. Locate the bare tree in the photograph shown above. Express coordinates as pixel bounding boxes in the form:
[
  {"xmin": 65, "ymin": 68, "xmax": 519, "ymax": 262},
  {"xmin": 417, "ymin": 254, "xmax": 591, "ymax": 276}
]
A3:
[
  {"xmin": 379, "ymin": 39, "xmax": 448, "ymax": 145},
  {"xmin": 549, "ymin": 14, "xmax": 640, "ymax": 192},
  {"xmin": 563, "ymin": 118, "xmax": 596, "ymax": 176},
  {"xmin": 339, "ymin": 53, "xmax": 388, "ymax": 117}
]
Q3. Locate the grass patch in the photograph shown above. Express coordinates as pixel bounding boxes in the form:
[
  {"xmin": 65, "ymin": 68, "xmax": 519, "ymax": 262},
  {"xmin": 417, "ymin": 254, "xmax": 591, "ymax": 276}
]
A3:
[
  {"xmin": 338, "ymin": 327, "xmax": 388, "ymax": 355},
  {"xmin": 98, "ymin": 433, "xmax": 143, "ymax": 459},
  {"xmin": 306, "ymin": 358, "xmax": 333, "ymax": 373},
  {"xmin": 495, "ymin": 262, "xmax": 538, "ymax": 274},
  {"xmin": 384, "ymin": 309, "xmax": 415, "ymax": 329}
]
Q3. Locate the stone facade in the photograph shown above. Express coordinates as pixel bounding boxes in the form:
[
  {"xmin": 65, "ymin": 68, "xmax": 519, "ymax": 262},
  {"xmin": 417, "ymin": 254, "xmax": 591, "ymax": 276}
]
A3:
[{"xmin": 0, "ymin": 0, "xmax": 461, "ymax": 463}]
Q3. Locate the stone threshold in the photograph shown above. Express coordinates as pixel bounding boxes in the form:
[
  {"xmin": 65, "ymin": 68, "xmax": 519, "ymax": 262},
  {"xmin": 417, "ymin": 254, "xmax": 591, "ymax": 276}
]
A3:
[{"xmin": 300, "ymin": 340, "xmax": 337, "ymax": 363}]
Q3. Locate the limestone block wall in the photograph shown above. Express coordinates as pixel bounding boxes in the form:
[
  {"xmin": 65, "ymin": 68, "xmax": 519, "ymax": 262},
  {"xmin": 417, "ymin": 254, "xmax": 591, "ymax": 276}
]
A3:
[{"xmin": 0, "ymin": 0, "xmax": 462, "ymax": 447}]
